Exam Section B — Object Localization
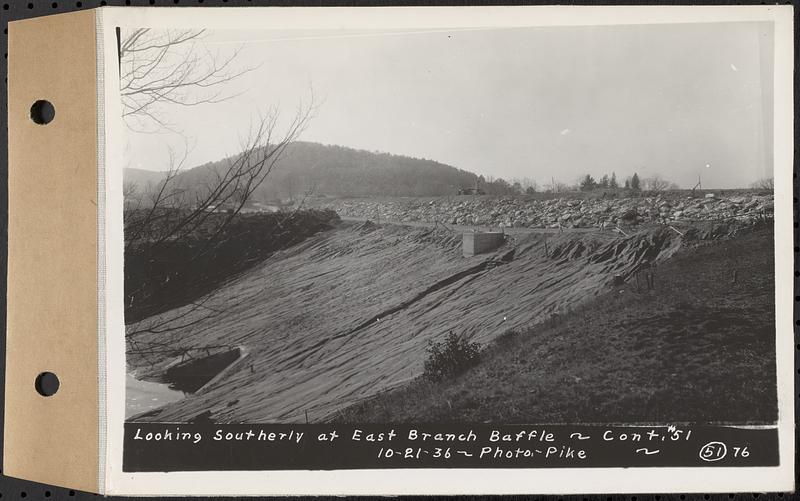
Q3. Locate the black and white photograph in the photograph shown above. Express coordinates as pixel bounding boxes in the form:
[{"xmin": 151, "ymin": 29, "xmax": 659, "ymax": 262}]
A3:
[
  {"xmin": 3, "ymin": 3, "xmax": 795, "ymax": 497},
  {"xmin": 115, "ymin": 10, "xmax": 788, "ymax": 481}
]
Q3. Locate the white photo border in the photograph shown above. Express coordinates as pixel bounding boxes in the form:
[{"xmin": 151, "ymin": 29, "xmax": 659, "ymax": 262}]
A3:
[{"xmin": 100, "ymin": 5, "xmax": 795, "ymax": 495}]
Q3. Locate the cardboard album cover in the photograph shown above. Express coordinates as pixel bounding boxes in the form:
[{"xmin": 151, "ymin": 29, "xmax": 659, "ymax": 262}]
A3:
[{"xmin": 4, "ymin": 5, "xmax": 795, "ymax": 496}]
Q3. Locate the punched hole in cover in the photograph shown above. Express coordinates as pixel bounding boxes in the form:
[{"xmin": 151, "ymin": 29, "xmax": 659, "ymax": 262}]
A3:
[
  {"xmin": 30, "ymin": 100, "xmax": 55, "ymax": 125},
  {"xmin": 34, "ymin": 372, "xmax": 59, "ymax": 397}
]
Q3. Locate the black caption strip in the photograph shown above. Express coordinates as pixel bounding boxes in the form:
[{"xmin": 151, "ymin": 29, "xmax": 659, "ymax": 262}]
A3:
[{"xmin": 123, "ymin": 423, "xmax": 778, "ymax": 472}]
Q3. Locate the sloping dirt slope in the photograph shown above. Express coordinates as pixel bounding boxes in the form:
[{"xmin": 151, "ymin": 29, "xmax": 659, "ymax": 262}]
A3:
[
  {"xmin": 338, "ymin": 226, "xmax": 776, "ymax": 424},
  {"xmin": 128, "ymin": 221, "xmax": 683, "ymax": 423}
]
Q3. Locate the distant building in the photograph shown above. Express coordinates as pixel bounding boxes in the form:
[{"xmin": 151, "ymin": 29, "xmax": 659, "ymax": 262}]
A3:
[{"xmin": 458, "ymin": 187, "xmax": 486, "ymax": 195}]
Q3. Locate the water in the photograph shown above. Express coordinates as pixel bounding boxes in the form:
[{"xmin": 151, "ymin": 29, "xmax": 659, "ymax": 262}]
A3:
[{"xmin": 126, "ymin": 374, "xmax": 186, "ymax": 419}]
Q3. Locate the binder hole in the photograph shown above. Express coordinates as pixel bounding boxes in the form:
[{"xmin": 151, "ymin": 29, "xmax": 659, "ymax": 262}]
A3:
[
  {"xmin": 30, "ymin": 100, "xmax": 55, "ymax": 125},
  {"xmin": 34, "ymin": 372, "xmax": 59, "ymax": 397}
]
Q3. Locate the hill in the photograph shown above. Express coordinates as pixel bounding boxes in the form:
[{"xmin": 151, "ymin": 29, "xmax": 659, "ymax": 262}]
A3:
[{"xmin": 163, "ymin": 141, "xmax": 482, "ymax": 201}]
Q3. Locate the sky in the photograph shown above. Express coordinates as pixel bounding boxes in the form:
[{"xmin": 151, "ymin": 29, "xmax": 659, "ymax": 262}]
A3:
[{"xmin": 123, "ymin": 21, "xmax": 774, "ymax": 189}]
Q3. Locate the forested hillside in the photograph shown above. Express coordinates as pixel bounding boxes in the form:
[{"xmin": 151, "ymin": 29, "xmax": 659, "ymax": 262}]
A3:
[{"xmin": 166, "ymin": 141, "xmax": 482, "ymax": 201}]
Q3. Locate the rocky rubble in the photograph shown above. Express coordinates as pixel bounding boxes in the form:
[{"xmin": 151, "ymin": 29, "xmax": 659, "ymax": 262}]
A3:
[{"xmin": 315, "ymin": 193, "xmax": 774, "ymax": 229}]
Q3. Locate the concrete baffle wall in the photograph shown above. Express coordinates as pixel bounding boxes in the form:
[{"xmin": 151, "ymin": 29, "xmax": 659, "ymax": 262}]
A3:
[{"xmin": 463, "ymin": 232, "xmax": 505, "ymax": 257}]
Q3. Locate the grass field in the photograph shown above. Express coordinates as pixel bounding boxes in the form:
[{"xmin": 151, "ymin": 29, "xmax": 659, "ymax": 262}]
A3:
[{"xmin": 336, "ymin": 224, "xmax": 777, "ymax": 425}]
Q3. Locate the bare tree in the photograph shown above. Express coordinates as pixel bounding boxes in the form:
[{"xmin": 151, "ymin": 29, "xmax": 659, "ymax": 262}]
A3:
[
  {"xmin": 642, "ymin": 175, "xmax": 679, "ymax": 193},
  {"xmin": 546, "ymin": 180, "xmax": 572, "ymax": 194},
  {"xmin": 120, "ymin": 28, "xmax": 319, "ymax": 357},
  {"xmin": 120, "ymin": 28, "xmax": 256, "ymax": 133},
  {"xmin": 124, "ymin": 100, "xmax": 314, "ymax": 247},
  {"xmin": 750, "ymin": 177, "xmax": 774, "ymax": 191},
  {"xmin": 125, "ymin": 99, "xmax": 316, "ymax": 329},
  {"xmin": 519, "ymin": 177, "xmax": 538, "ymax": 194}
]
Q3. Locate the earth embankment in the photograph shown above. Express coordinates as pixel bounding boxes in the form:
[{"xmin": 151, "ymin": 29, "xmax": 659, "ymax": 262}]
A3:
[
  {"xmin": 127, "ymin": 218, "xmax": 714, "ymax": 423},
  {"xmin": 337, "ymin": 223, "xmax": 776, "ymax": 424}
]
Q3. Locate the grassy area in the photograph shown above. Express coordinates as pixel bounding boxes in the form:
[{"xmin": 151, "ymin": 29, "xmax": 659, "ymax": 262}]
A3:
[{"xmin": 335, "ymin": 224, "xmax": 776, "ymax": 425}]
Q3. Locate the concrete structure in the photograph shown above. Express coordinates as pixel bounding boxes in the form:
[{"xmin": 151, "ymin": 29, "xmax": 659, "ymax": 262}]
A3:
[{"xmin": 463, "ymin": 231, "xmax": 505, "ymax": 257}]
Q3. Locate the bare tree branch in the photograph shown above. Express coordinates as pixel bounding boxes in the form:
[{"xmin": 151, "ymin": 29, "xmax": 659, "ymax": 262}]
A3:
[
  {"xmin": 124, "ymin": 92, "xmax": 318, "ymax": 346},
  {"xmin": 119, "ymin": 28, "xmax": 258, "ymax": 133},
  {"xmin": 121, "ymin": 28, "xmax": 321, "ymax": 368}
]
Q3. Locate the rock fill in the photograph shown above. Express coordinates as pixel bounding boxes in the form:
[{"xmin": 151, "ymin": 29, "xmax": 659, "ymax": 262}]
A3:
[{"xmin": 315, "ymin": 193, "xmax": 773, "ymax": 229}]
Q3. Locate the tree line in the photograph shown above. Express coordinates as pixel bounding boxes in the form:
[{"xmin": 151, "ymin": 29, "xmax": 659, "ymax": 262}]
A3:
[
  {"xmin": 465, "ymin": 172, "xmax": 681, "ymax": 196},
  {"xmin": 577, "ymin": 172, "xmax": 679, "ymax": 192}
]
